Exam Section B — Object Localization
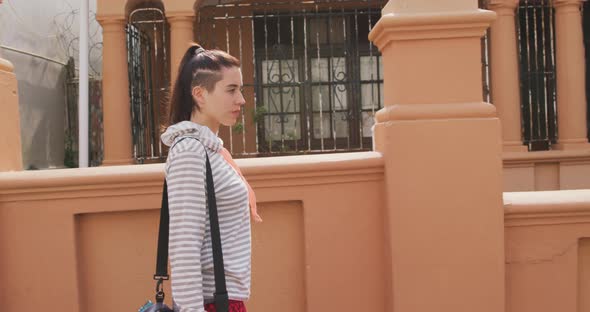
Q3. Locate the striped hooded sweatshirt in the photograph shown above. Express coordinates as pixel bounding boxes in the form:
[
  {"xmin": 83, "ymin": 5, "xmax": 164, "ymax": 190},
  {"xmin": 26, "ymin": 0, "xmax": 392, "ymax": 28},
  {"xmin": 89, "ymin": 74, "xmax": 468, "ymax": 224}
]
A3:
[{"xmin": 161, "ymin": 121, "xmax": 251, "ymax": 312}]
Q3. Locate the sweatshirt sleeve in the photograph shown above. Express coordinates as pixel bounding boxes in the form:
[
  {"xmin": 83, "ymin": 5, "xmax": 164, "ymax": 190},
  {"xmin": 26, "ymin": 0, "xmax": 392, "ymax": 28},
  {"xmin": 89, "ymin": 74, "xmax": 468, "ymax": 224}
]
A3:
[{"xmin": 166, "ymin": 147, "xmax": 207, "ymax": 312}]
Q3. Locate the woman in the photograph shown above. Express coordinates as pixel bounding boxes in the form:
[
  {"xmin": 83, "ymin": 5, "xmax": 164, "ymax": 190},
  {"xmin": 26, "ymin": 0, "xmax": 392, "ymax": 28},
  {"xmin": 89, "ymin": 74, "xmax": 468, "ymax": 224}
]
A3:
[{"xmin": 161, "ymin": 44, "xmax": 261, "ymax": 312}]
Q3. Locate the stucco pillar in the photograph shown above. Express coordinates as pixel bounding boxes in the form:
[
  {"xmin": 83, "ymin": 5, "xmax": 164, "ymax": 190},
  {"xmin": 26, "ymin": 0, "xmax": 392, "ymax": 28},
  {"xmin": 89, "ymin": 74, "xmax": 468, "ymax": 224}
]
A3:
[
  {"xmin": 488, "ymin": 0, "xmax": 527, "ymax": 152},
  {"xmin": 168, "ymin": 13, "xmax": 195, "ymax": 83},
  {"xmin": 97, "ymin": 16, "xmax": 134, "ymax": 165},
  {"xmin": 553, "ymin": 0, "xmax": 590, "ymax": 150},
  {"xmin": 369, "ymin": 1, "xmax": 505, "ymax": 312},
  {"xmin": 0, "ymin": 58, "xmax": 23, "ymax": 171}
]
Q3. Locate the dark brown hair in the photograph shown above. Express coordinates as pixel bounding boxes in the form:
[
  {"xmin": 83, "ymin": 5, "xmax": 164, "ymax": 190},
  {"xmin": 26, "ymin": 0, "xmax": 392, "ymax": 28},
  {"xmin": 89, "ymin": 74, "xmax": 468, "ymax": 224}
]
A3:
[{"xmin": 166, "ymin": 44, "xmax": 240, "ymax": 126}]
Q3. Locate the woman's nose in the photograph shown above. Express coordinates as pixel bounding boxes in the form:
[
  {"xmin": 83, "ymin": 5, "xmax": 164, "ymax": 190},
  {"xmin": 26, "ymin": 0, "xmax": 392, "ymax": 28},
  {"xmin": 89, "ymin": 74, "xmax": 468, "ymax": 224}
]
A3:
[{"xmin": 238, "ymin": 92, "xmax": 246, "ymax": 106}]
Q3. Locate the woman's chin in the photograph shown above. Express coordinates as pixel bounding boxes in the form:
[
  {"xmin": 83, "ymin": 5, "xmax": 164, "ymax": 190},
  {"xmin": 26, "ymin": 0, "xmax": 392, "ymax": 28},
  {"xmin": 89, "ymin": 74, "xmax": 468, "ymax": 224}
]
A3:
[{"xmin": 222, "ymin": 119, "xmax": 238, "ymax": 127}]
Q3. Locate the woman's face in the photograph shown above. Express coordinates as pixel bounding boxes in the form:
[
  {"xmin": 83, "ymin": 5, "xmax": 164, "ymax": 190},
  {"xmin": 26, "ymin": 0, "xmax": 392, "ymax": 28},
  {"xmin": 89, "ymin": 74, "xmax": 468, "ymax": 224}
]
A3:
[{"xmin": 195, "ymin": 66, "xmax": 246, "ymax": 127}]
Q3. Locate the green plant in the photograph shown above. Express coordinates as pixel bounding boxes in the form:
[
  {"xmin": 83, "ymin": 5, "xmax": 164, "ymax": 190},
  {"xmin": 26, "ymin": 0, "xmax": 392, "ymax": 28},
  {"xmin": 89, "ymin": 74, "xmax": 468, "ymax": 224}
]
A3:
[
  {"xmin": 64, "ymin": 135, "xmax": 77, "ymax": 168},
  {"xmin": 252, "ymin": 106, "xmax": 267, "ymax": 124},
  {"xmin": 233, "ymin": 122, "xmax": 244, "ymax": 134},
  {"xmin": 285, "ymin": 131, "xmax": 297, "ymax": 140}
]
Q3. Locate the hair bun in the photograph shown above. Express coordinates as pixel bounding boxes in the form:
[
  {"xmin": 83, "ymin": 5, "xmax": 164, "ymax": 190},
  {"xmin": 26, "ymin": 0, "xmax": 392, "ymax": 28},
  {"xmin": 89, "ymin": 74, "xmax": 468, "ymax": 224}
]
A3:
[
  {"xmin": 194, "ymin": 47, "xmax": 205, "ymax": 55},
  {"xmin": 186, "ymin": 45, "xmax": 204, "ymax": 56}
]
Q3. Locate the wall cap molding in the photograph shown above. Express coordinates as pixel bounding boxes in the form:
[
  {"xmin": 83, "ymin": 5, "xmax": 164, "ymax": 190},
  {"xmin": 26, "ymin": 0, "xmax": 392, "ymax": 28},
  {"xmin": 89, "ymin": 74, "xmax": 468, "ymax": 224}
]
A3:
[
  {"xmin": 0, "ymin": 152, "xmax": 384, "ymax": 202},
  {"xmin": 503, "ymin": 149, "xmax": 590, "ymax": 166},
  {"xmin": 375, "ymin": 102, "xmax": 497, "ymax": 122},
  {"xmin": 504, "ymin": 190, "xmax": 590, "ymax": 226},
  {"xmin": 369, "ymin": 9, "xmax": 496, "ymax": 50}
]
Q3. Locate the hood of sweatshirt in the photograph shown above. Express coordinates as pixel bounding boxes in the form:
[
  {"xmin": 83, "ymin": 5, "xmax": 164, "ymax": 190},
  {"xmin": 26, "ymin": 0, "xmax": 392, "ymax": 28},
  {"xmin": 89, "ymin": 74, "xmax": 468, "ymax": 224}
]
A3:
[{"xmin": 160, "ymin": 120, "xmax": 223, "ymax": 153}]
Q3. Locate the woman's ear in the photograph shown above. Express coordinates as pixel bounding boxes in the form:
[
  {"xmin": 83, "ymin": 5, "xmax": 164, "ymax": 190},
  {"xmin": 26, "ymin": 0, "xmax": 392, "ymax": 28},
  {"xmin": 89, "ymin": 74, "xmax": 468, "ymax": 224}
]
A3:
[{"xmin": 192, "ymin": 86, "xmax": 206, "ymax": 110}]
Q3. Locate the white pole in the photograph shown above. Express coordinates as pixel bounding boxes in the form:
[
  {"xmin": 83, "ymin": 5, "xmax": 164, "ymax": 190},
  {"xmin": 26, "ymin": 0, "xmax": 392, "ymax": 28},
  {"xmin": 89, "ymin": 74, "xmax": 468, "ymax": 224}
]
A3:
[{"xmin": 78, "ymin": 0, "xmax": 89, "ymax": 167}]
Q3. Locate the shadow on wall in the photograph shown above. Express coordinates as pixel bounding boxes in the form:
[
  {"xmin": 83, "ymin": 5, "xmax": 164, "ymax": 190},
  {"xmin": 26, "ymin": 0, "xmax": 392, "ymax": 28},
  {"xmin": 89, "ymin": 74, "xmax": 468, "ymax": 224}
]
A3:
[{"xmin": 6, "ymin": 50, "xmax": 67, "ymax": 169}]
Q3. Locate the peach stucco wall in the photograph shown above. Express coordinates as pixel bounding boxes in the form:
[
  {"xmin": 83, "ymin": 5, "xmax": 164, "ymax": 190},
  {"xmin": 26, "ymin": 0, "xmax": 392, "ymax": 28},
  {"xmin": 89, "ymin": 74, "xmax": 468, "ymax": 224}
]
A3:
[
  {"xmin": 503, "ymin": 150, "xmax": 590, "ymax": 191},
  {"xmin": 504, "ymin": 190, "xmax": 590, "ymax": 312},
  {"xmin": 0, "ymin": 152, "xmax": 387, "ymax": 312},
  {"xmin": 3, "ymin": 155, "xmax": 590, "ymax": 312}
]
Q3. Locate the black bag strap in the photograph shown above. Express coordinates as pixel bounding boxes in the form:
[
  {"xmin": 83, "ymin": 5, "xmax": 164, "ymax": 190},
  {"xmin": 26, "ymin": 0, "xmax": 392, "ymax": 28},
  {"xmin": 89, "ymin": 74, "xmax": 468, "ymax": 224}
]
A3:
[
  {"xmin": 154, "ymin": 137, "xmax": 229, "ymax": 312},
  {"xmin": 204, "ymin": 146, "xmax": 230, "ymax": 312},
  {"xmin": 154, "ymin": 182, "xmax": 170, "ymax": 281}
]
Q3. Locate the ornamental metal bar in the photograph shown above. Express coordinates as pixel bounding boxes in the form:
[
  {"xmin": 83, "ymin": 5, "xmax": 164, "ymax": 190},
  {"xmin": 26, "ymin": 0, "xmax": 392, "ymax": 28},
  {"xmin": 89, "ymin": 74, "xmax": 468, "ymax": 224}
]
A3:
[
  {"xmin": 251, "ymin": 12, "xmax": 261, "ymax": 153},
  {"xmin": 239, "ymin": 12, "xmax": 247, "ymax": 154},
  {"xmin": 354, "ymin": 8, "xmax": 363, "ymax": 149},
  {"xmin": 126, "ymin": 24, "xmax": 149, "ymax": 161},
  {"xmin": 481, "ymin": 30, "xmax": 491, "ymax": 104},
  {"xmin": 198, "ymin": 1, "xmax": 385, "ymax": 157},
  {"xmin": 290, "ymin": 8, "xmax": 299, "ymax": 152},
  {"xmin": 584, "ymin": 1, "xmax": 590, "ymax": 141},
  {"xmin": 225, "ymin": 11, "xmax": 234, "ymax": 151},
  {"xmin": 303, "ymin": 9, "xmax": 312, "ymax": 152},
  {"xmin": 277, "ymin": 13, "xmax": 285, "ymax": 151},
  {"xmin": 329, "ymin": 6, "xmax": 336, "ymax": 150},
  {"xmin": 314, "ymin": 4, "xmax": 325, "ymax": 151},
  {"xmin": 64, "ymin": 58, "xmax": 104, "ymax": 168},
  {"xmin": 126, "ymin": 8, "xmax": 169, "ymax": 163},
  {"xmin": 341, "ymin": 6, "xmax": 351, "ymax": 151},
  {"xmin": 480, "ymin": 0, "xmax": 491, "ymax": 105},
  {"xmin": 516, "ymin": 0, "xmax": 557, "ymax": 151}
]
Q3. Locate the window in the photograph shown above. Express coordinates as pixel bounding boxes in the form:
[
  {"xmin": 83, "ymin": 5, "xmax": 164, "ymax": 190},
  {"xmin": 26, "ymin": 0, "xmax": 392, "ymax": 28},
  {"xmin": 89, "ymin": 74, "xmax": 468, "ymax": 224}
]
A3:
[
  {"xmin": 516, "ymin": 0, "xmax": 557, "ymax": 150},
  {"xmin": 253, "ymin": 9, "xmax": 383, "ymax": 153}
]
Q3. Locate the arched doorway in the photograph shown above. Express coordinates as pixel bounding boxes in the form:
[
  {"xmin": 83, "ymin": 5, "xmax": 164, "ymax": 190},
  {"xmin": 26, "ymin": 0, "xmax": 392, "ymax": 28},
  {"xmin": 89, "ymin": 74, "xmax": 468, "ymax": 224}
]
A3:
[{"xmin": 126, "ymin": 2, "xmax": 171, "ymax": 163}]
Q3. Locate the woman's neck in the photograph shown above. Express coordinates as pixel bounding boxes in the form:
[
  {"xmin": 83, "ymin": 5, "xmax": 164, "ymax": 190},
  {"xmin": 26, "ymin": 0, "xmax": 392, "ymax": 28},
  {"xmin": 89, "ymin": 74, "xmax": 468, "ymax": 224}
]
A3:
[{"xmin": 190, "ymin": 112, "xmax": 220, "ymax": 134}]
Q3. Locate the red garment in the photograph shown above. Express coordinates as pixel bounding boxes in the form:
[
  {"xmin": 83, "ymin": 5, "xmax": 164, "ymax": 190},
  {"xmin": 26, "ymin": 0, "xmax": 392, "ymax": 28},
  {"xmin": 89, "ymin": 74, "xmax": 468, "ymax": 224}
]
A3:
[{"xmin": 204, "ymin": 300, "xmax": 247, "ymax": 312}]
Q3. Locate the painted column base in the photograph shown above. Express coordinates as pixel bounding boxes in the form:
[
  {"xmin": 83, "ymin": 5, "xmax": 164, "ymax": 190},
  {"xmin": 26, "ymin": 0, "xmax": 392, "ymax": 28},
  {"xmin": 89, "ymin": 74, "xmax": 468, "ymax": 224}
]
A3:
[
  {"xmin": 0, "ymin": 58, "xmax": 23, "ymax": 171},
  {"xmin": 552, "ymin": 140, "xmax": 590, "ymax": 151},
  {"xmin": 503, "ymin": 141, "xmax": 528, "ymax": 152}
]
